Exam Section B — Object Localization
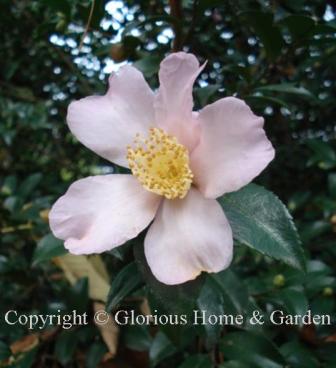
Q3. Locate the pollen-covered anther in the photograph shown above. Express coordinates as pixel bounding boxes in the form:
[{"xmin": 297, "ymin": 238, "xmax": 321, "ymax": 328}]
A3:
[{"xmin": 127, "ymin": 128, "xmax": 193, "ymax": 199}]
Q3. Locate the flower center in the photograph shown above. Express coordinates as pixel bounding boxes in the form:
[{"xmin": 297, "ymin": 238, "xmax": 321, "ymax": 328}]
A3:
[{"xmin": 127, "ymin": 128, "xmax": 193, "ymax": 199}]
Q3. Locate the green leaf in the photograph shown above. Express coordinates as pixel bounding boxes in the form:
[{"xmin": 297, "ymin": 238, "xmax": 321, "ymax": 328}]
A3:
[
  {"xmin": 254, "ymin": 84, "xmax": 315, "ymax": 100},
  {"xmin": 64, "ymin": 277, "xmax": 89, "ymax": 314},
  {"xmin": 123, "ymin": 325, "xmax": 152, "ymax": 352},
  {"xmin": 134, "ymin": 241, "xmax": 204, "ymax": 317},
  {"xmin": 32, "ymin": 233, "xmax": 67, "ymax": 266},
  {"xmin": 195, "ymin": 85, "xmax": 220, "ymax": 106},
  {"xmin": 197, "ymin": 277, "xmax": 224, "ymax": 347},
  {"xmin": 246, "ymin": 95, "xmax": 289, "ymax": 109},
  {"xmin": 210, "ymin": 270, "xmax": 249, "ymax": 315},
  {"xmin": 0, "ymin": 341, "xmax": 11, "ymax": 360},
  {"xmin": 133, "ymin": 55, "xmax": 161, "ymax": 78},
  {"xmin": 86, "ymin": 342, "xmax": 107, "ymax": 368},
  {"xmin": 241, "ymin": 12, "xmax": 284, "ymax": 60},
  {"xmin": 219, "ymin": 184, "xmax": 306, "ymax": 271},
  {"xmin": 18, "ymin": 173, "xmax": 42, "ymax": 198},
  {"xmin": 106, "ymin": 262, "xmax": 143, "ymax": 311},
  {"xmin": 328, "ymin": 173, "xmax": 336, "ymax": 198},
  {"xmin": 54, "ymin": 330, "xmax": 78, "ymax": 365},
  {"xmin": 178, "ymin": 354, "xmax": 213, "ymax": 368},
  {"xmin": 280, "ymin": 341, "xmax": 318, "ymax": 367},
  {"xmin": 306, "ymin": 140, "xmax": 336, "ymax": 169},
  {"xmin": 273, "ymin": 288, "xmax": 308, "ymax": 324},
  {"xmin": 149, "ymin": 332, "xmax": 176, "ymax": 367},
  {"xmin": 220, "ymin": 331, "xmax": 286, "ymax": 368}
]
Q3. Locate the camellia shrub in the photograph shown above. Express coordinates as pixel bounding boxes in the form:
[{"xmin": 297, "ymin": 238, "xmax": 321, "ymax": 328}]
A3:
[{"xmin": 0, "ymin": 0, "xmax": 335, "ymax": 367}]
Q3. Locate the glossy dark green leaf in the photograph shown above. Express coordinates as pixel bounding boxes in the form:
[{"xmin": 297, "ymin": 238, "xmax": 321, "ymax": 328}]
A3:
[
  {"xmin": 219, "ymin": 184, "xmax": 306, "ymax": 271},
  {"xmin": 106, "ymin": 262, "xmax": 143, "ymax": 311},
  {"xmin": 32, "ymin": 233, "xmax": 67, "ymax": 266}
]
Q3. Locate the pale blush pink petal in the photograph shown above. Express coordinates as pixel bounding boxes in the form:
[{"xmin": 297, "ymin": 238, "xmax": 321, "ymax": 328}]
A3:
[
  {"xmin": 144, "ymin": 188, "xmax": 233, "ymax": 285},
  {"xmin": 154, "ymin": 52, "xmax": 205, "ymax": 151},
  {"xmin": 191, "ymin": 97, "xmax": 275, "ymax": 198},
  {"xmin": 67, "ymin": 65, "xmax": 154, "ymax": 168},
  {"xmin": 49, "ymin": 175, "xmax": 161, "ymax": 254}
]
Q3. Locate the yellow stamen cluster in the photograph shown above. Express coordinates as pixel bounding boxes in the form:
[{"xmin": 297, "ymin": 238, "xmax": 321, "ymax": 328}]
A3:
[{"xmin": 127, "ymin": 128, "xmax": 193, "ymax": 199}]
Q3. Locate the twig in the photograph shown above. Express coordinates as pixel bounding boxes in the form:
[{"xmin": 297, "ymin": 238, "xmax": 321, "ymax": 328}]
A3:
[
  {"xmin": 79, "ymin": 0, "xmax": 96, "ymax": 50},
  {"xmin": 169, "ymin": 0, "xmax": 183, "ymax": 51}
]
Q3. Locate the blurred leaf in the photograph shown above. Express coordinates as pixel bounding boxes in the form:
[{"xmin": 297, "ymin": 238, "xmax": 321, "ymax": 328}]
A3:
[
  {"xmin": 273, "ymin": 288, "xmax": 309, "ymax": 325},
  {"xmin": 246, "ymin": 95, "xmax": 289, "ymax": 109},
  {"xmin": 219, "ymin": 184, "xmax": 306, "ymax": 271},
  {"xmin": 53, "ymin": 254, "xmax": 110, "ymax": 302},
  {"xmin": 287, "ymin": 191, "xmax": 311, "ymax": 212},
  {"xmin": 86, "ymin": 342, "xmax": 107, "ymax": 368},
  {"xmin": 54, "ymin": 330, "xmax": 78, "ymax": 365},
  {"xmin": 0, "ymin": 341, "xmax": 11, "ymax": 360},
  {"xmin": 133, "ymin": 55, "xmax": 161, "ymax": 77},
  {"xmin": 18, "ymin": 173, "xmax": 42, "ymax": 198},
  {"xmin": 241, "ymin": 11, "xmax": 284, "ymax": 60},
  {"xmin": 32, "ymin": 233, "xmax": 66, "ymax": 266},
  {"xmin": 255, "ymin": 84, "xmax": 315, "ymax": 100},
  {"xmin": 65, "ymin": 277, "xmax": 89, "ymax": 314},
  {"xmin": 1, "ymin": 175, "xmax": 17, "ymax": 196},
  {"xmin": 306, "ymin": 140, "xmax": 336, "ymax": 170},
  {"xmin": 93, "ymin": 302, "xmax": 119, "ymax": 356},
  {"xmin": 178, "ymin": 354, "xmax": 213, "ymax": 368},
  {"xmin": 123, "ymin": 325, "xmax": 152, "ymax": 352},
  {"xmin": 220, "ymin": 331, "xmax": 286, "ymax": 368},
  {"xmin": 195, "ymin": 85, "xmax": 220, "ymax": 106},
  {"xmin": 328, "ymin": 173, "xmax": 336, "ymax": 198},
  {"xmin": 149, "ymin": 331, "xmax": 176, "ymax": 367},
  {"xmin": 280, "ymin": 341, "xmax": 318, "ymax": 367},
  {"xmin": 106, "ymin": 261, "xmax": 143, "ymax": 311},
  {"xmin": 300, "ymin": 220, "xmax": 331, "ymax": 242}
]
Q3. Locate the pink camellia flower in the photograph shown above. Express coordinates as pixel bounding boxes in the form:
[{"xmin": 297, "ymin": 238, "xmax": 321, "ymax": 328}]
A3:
[{"xmin": 49, "ymin": 52, "xmax": 275, "ymax": 285}]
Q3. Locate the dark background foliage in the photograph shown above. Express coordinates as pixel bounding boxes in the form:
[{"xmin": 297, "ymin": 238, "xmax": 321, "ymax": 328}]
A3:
[{"xmin": 0, "ymin": 0, "xmax": 335, "ymax": 367}]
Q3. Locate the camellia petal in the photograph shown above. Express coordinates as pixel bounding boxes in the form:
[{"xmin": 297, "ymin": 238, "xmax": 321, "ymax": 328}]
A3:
[
  {"xmin": 144, "ymin": 188, "xmax": 233, "ymax": 285},
  {"xmin": 191, "ymin": 97, "xmax": 275, "ymax": 198},
  {"xmin": 154, "ymin": 52, "xmax": 205, "ymax": 151},
  {"xmin": 67, "ymin": 65, "xmax": 155, "ymax": 168},
  {"xmin": 49, "ymin": 175, "xmax": 161, "ymax": 254}
]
